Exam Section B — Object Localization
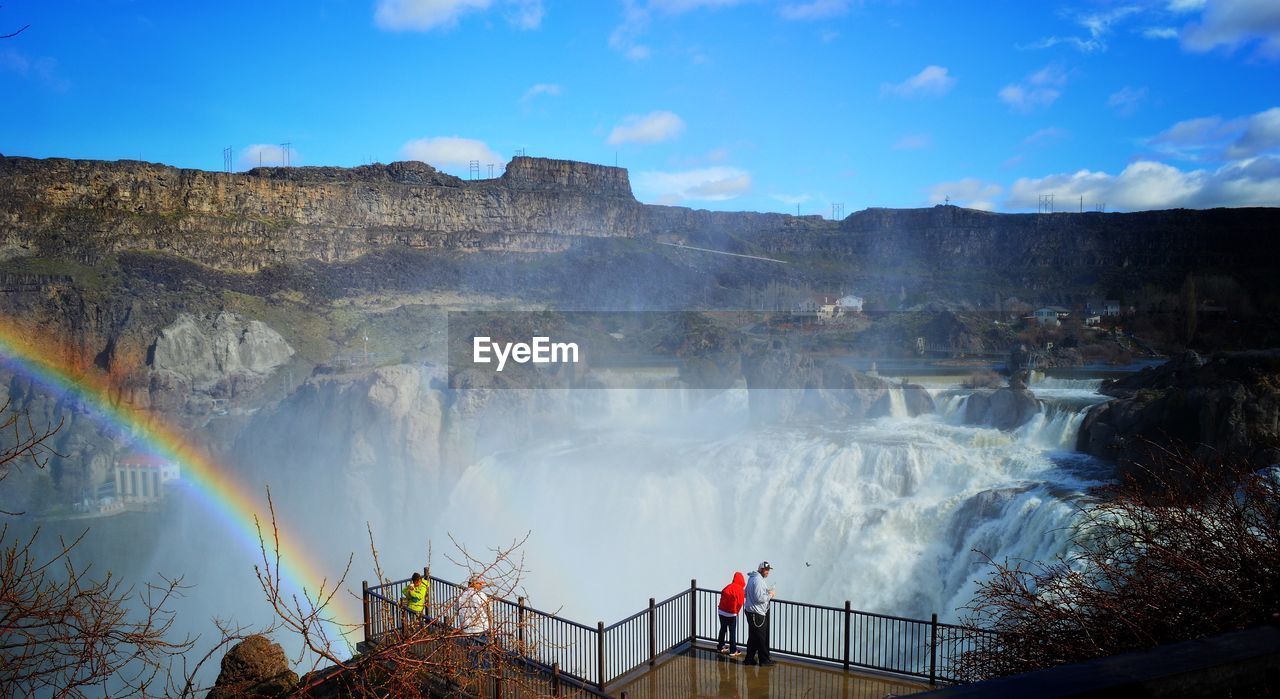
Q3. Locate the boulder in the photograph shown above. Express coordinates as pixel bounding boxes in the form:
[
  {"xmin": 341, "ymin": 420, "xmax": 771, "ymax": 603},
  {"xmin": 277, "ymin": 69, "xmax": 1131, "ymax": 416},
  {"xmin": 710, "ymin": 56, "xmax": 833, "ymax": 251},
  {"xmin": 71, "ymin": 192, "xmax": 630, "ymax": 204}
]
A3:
[
  {"xmin": 964, "ymin": 386, "xmax": 1041, "ymax": 430},
  {"xmin": 207, "ymin": 635, "xmax": 298, "ymax": 699}
]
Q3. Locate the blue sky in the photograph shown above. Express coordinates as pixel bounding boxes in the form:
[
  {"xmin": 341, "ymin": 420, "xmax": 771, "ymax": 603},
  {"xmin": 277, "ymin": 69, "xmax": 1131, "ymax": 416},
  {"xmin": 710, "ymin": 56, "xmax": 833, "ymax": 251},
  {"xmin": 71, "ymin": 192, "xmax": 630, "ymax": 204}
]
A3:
[{"xmin": 3, "ymin": 0, "xmax": 1279, "ymax": 213}]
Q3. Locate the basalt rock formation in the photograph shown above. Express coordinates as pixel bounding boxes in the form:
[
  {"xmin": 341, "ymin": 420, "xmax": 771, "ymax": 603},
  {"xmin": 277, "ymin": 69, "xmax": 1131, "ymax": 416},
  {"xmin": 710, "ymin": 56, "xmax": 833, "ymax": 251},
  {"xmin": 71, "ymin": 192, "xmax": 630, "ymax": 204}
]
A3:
[
  {"xmin": 4, "ymin": 154, "xmax": 1279, "ymax": 299},
  {"xmin": 1078, "ymin": 350, "xmax": 1280, "ymax": 467}
]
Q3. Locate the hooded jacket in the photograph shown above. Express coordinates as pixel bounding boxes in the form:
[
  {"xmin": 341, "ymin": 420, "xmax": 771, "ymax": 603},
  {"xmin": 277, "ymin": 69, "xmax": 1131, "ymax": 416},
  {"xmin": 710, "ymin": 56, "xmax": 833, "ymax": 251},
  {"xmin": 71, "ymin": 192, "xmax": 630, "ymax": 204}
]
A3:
[
  {"xmin": 717, "ymin": 572, "xmax": 746, "ymax": 617},
  {"xmin": 744, "ymin": 570, "xmax": 771, "ymax": 615}
]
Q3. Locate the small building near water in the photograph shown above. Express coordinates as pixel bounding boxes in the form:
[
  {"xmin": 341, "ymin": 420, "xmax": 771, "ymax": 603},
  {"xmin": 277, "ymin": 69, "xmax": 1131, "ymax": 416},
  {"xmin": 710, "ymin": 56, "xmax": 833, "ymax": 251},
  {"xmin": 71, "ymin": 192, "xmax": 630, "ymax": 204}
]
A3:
[{"xmin": 114, "ymin": 453, "xmax": 181, "ymax": 504}]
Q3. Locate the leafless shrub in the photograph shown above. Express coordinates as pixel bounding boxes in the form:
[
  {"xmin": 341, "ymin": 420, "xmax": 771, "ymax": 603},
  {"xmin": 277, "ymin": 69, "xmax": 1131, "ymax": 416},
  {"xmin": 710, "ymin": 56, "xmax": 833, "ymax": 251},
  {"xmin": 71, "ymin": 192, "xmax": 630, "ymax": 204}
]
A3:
[{"xmin": 954, "ymin": 445, "xmax": 1280, "ymax": 681}]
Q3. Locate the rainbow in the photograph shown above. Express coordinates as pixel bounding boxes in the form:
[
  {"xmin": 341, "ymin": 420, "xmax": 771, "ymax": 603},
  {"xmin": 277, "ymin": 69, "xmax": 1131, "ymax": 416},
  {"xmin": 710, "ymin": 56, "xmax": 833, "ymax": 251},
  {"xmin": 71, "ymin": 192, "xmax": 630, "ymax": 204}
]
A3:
[{"xmin": 0, "ymin": 318, "xmax": 359, "ymax": 644}]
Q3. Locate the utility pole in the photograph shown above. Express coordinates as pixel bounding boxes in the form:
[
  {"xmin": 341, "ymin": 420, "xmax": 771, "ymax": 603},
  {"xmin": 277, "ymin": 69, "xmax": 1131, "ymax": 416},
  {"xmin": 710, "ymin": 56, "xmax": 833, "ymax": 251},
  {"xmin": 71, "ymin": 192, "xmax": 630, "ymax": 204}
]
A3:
[{"xmin": 279, "ymin": 142, "xmax": 292, "ymax": 167}]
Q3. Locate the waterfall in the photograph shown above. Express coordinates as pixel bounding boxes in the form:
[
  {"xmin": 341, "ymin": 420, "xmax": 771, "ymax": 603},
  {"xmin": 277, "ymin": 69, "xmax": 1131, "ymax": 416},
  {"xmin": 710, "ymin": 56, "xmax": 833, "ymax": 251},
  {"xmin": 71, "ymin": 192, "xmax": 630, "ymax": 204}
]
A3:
[
  {"xmin": 886, "ymin": 387, "xmax": 910, "ymax": 418},
  {"xmin": 434, "ymin": 378, "xmax": 1110, "ymax": 625}
]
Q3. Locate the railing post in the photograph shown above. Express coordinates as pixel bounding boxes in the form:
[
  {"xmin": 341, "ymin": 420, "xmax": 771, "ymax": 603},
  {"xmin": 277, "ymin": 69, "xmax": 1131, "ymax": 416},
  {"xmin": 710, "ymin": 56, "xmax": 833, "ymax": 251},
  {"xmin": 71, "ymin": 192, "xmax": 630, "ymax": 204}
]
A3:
[
  {"xmin": 648, "ymin": 597, "xmax": 657, "ymax": 666},
  {"xmin": 929, "ymin": 613, "xmax": 939, "ymax": 686},
  {"xmin": 689, "ymin": 579, "xmax": 697, "ymax": 648},
  {"xmin": 843, "ymin": 600, "xmax": 852, "ymax": 671},
  {"xmin": 423, "ymin": 566, "xmax": 431, "ymax": 618},
  {"xmin": 361, "ymin": 580, "xmax": 372, "ymax": 643},
  {"xmin": 596, "ymin": 621, "xmax": 606, "ymax": 692},
  {"xmin": 551, "ymin": 662, "xmax": 561, "ymax": 696},
  {"xmin": 517, "ymin": 596, "xmax": 526, "ymax": 654}
]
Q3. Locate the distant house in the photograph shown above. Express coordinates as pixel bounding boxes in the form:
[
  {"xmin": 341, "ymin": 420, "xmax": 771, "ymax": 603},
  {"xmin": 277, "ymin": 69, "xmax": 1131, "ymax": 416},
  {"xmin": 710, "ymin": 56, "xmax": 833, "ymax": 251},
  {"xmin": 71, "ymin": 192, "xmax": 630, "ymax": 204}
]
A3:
[
  {"xmin": 1084, "ymin": 314, "xmax": 1103, "ymax": 327},
  {"xmin": 1033, "ymin": 307, "xmax": 1063, "ymax": 326},
  {"xmin": 837, "ymin": 294, "xmax": 864, "ymax": 314},
  {"xmin": 114, "ymin": 453, "xmax": 181, "ymax": 504},
  {"xmin": 1102, "ymin": 300, "xmax": 1122, "ymax": 317},
  {"xmin": 794, "ymin": 294, "xmax": 842, "ymax": 319}
]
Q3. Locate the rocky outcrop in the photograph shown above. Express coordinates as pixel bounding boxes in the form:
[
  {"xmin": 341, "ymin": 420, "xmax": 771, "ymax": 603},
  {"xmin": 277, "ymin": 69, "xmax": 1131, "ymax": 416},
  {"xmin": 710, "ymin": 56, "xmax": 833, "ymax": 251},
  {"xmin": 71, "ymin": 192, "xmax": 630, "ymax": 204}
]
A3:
[
  {"xmin": 207, "ymin": 635, "xmax": 298, "ymax": 699},
  {"xmin": 148, "ymin": 311, "xmax": 294, "ymax": 414},
  {"xmin": 1077, "ymin": 350, "xmax": 1280, "ymax": 466},
  {"xmin": 963, "ymin": 386, "xmax": 1042, "ymax": 430}
]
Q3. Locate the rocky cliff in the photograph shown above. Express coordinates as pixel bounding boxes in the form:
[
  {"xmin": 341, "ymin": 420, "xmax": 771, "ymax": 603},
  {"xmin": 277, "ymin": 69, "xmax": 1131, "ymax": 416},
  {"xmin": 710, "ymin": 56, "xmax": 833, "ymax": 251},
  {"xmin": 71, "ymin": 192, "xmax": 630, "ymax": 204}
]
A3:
[
  {"xmin": 6, "ymin": 154, "xmax": 1276, "ymax": 297},
  {"xmin": 0, "ymin": 156, "xmax": 652, "ymax": 271}
]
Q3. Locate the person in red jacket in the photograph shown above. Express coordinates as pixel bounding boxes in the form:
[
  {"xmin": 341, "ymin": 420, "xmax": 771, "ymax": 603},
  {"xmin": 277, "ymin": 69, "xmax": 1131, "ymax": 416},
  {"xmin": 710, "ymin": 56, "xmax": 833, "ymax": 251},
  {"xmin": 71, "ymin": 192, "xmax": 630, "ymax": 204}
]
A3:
[{"xmin": 716, "ymin": 571, "xmax": 746, "ymax": 657}]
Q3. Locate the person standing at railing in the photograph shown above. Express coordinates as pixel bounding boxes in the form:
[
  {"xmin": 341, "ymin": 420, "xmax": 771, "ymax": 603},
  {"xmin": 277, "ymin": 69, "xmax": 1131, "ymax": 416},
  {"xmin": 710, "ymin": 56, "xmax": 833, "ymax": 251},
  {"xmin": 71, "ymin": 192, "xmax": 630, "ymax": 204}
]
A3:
[
  {"xmin": 743, "ymin": 561, "xmax": 776, "ymax": 667},
  {"xmin": 452, "ymin": 576, "xmax": 493, "ymax": 670},
  {"xmin": 716, "ymin": 571, "xmax": 746, "ymax": 658},
  {"xmin": 401, "ymin": 572, "xmax": 430, "ymax": 622}
]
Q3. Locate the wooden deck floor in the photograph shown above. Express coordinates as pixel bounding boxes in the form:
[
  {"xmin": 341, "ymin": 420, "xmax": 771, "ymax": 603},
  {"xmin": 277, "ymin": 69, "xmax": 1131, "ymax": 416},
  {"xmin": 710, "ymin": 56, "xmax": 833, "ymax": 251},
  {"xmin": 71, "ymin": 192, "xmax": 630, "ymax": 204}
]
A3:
[{"xmin": 610, "ymin": 645, "xmax": 931, "ymax": 699}]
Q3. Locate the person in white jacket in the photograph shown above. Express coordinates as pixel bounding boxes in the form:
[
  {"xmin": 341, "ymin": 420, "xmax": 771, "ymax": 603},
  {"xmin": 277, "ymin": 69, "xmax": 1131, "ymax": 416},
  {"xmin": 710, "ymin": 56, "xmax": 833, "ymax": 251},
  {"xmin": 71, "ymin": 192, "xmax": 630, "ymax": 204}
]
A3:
[
  {"xmin": 453, "ymin": 576, "xmax": 492, "ymax": 635},
  {"xmin": 743, "ymin": 561, "xmax": 776, "ymax": 666},
  {"xmin": 452, "ymin": 576, "xmax": 493, "ymax": 670}
]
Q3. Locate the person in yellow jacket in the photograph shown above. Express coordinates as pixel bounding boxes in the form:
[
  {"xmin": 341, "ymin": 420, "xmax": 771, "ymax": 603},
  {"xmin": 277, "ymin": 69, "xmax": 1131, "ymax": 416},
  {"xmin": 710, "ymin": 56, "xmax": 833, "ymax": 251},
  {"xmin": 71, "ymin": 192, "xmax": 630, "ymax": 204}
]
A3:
[{"xmin": 401, "ymin": 572, "xmax": 430, "ymax": 619}]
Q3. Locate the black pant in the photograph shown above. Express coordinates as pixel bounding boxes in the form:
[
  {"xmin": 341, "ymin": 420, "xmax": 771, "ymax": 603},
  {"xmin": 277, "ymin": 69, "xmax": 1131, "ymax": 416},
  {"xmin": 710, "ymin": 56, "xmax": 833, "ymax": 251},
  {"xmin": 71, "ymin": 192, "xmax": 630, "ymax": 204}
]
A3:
[
  {"xmin": 745, "ymin": 611, "xmax": 770, "ymax": 663},
  {"xmin": 716, "ymin": 614, "xmax": 738, "ymax": 652}
]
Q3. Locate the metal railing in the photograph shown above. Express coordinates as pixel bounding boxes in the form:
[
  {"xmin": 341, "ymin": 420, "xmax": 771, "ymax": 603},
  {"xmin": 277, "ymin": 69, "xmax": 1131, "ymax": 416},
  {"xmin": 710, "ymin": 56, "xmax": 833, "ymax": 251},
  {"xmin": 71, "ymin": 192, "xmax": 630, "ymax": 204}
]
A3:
[{"xmin": 364, "ymin": 574, "xmax": 996, "ymax": 693}]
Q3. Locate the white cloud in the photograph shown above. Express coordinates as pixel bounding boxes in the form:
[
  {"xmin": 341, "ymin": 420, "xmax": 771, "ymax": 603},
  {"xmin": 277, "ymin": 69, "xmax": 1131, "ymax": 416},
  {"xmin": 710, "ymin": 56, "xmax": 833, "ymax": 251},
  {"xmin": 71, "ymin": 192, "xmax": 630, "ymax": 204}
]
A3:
[
  {"xmin": 400, "ymin": 136, "xmax": 503, "ymax": 168},
  {"xmin": 1168, "ymin": 0, "xmax": 1206, "ymax": 12},
  {"xmin": 881, "ymin": 65, "xmax": 956, "ymax": 98},
  {"xmin": 1227, "ymin": 107, "xmax": 1280, "ymax": 158},
  {"xmin": 1142, "ymin": 26, "xmax": 1180, "ymax": 39},
  {"xmin": 648, "ymin": 0, "xmax": 750, "ymax": 11},
  {"xmin": 999, "ymin": 65, "xmax": 1066, "ymax": 113},
  {"xmin": 1024, "ymin": 127, "xmax": 1068, "ymax": 145},
  {"xmin": 0, "ymin": 48, "xmax": 68, "ymax": 91},
  {"xmin": 770, "ymin": 193, "xmax": 813, "ymax": 206},
  {"xmin": 1023, "ymin": 6, "xmax": 1142, "ymax": 53},
  {"xmin": 1007, "ymin": 157, "xmax": 1280, "ymax": 210},
  {"xmin": 1181, "ymin": 0, "xmax": 1280, "ymax": 57},
  {"xmin": 892, "ymin": 133, "xmax": 932, "ymax": 150},
  {"xmin": 633, "ymin": 167, "xmax": 752, "ymax": 204},
  {"xmin": 505, "ymin": 0, "xmax": 544, "ymax": 29},
  {"xmin": 374, "ymin": 0, "xmax": 543, "ymax": 31},
  {"xmin": 928, "ymin": 178, "xmax": 1003, "ymax": 211},
  {"xmin": 239, "ymin": 144, "xmax": 300, "ymax": 169},
  {"xmin": 609, "ymin": 0, "xmax": 749, "ymax": 59},
  {"xmin": 1151, "ymin": 107, "xmax": 1280, "ymax": 160},
  {"xmin": 607, "ymin": 111, "xmax": 686, "ymax": 145},
  {"xmin": 520, "ymin": 83, "xmax": 562, "ymax": 104},
  {"xmin": 780, "ymin": 0, "xmax": 850, "ymax": 21},
  {"xmin": 1108, "ymin": 86, "xmax": 1149, "ymax": 116}
]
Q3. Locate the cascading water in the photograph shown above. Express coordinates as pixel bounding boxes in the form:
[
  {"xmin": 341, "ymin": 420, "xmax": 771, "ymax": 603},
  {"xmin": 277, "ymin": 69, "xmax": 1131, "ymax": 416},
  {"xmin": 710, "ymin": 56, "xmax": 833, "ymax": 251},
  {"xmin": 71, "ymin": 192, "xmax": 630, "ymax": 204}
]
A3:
[{"xmin": 434, "ymin": 376, "xmax": 1111, "ymax": 626}]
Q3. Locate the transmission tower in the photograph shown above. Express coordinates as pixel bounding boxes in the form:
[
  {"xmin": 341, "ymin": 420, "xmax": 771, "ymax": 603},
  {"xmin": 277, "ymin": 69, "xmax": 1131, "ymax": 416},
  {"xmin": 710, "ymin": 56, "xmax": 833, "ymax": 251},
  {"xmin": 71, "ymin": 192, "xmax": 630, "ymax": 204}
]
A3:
[
  {"xmin": 831, "ymin": 203, "xmax": 844, "ymax": 220},
  {"xmin": 279, "ymin": 142, "xmax": 292, "ymax": 167},
  {"xmin": 1037, "ymin": 194, "xmax": 1055, "ymax": 214},
  {"xmin": 222, "ymin": 147, "xmax": 232, "ymax": 173},
  {"xmin": 469, "ymin": 160, "xmax": 481, "ymax": 180}
]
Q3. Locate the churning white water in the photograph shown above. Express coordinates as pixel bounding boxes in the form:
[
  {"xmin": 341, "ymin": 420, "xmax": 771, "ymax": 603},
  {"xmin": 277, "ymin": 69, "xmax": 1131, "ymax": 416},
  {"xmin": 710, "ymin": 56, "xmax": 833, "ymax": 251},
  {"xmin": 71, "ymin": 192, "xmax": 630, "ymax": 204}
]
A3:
[{"xmin": 434, "ymin": 378, "xmax": 1111, "ymax": 626}]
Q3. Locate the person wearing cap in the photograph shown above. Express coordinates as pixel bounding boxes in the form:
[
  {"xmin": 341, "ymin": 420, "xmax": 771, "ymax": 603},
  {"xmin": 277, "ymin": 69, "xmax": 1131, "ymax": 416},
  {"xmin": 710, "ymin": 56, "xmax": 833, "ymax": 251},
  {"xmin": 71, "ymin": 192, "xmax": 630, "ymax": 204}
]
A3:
[{"xmin": 743, "ymin": 561, "xmax": 776, "ymax": 666}]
